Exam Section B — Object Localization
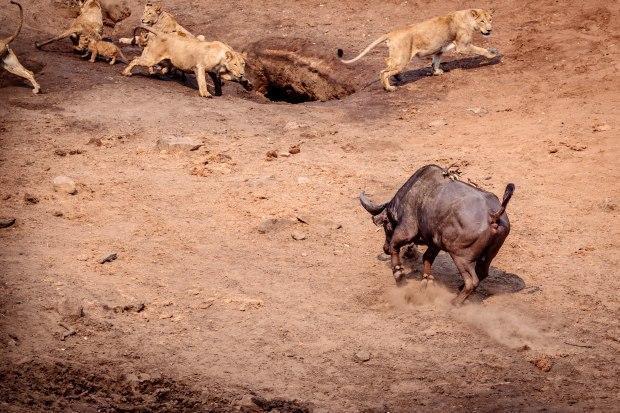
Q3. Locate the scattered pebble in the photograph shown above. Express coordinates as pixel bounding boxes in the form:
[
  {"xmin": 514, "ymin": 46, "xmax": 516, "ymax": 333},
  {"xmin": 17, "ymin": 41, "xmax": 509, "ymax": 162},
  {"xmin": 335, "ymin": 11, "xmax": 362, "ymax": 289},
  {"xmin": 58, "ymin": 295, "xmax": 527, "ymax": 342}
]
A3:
[
  {"xmin": 24, "ymin": 193, "xmax": 39, "ymax": 204},
  {"xmin": 593, "ymin": 123, "xmax": 611, "ymax": 132},
  {"xmin": 54, "ymin": 149, "xmax": 67, "ymax": 157},
  {"xmin": 291, "ymin": 231, "xmax": 307, "ymax": 241},
  {"xmin": 530, "ymin": 355, "xmax": 553, "ymax": 372},
  {"xmin": 289, "ymin": 144, "xmax": 301, "ymax": 154},
  {"xmin": 428, "ymin": 119, "xmax": 448, "ymax": 128},
  {"xmin": 354, "ymin": 350, "xmax": 371, "ymax": 363},
  {"xmin": 265, "ymin": 150, "xmax": 278, "ymax": 160},
  {"xmin": 0, "ymin": 218, "xmax": 16, "ymax": 228},
  {"xmin": 99, "ymin": 253, "xmax": 118, "ymax": 264},
  {"xmin": 53, "ymin": 176, "xmax": 78, "ymax": 195},
  {"xmin": 466, "ymin": 107, "xmax": 488, "ymax": 116}
]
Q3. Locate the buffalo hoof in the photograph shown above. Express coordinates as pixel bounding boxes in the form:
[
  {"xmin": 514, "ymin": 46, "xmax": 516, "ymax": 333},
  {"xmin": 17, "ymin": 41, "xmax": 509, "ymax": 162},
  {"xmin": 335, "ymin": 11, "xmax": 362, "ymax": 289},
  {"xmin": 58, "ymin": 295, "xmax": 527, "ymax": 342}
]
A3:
[{"xmin": 392, "ymin": 266, "xmax": 404, "ymax": 282}]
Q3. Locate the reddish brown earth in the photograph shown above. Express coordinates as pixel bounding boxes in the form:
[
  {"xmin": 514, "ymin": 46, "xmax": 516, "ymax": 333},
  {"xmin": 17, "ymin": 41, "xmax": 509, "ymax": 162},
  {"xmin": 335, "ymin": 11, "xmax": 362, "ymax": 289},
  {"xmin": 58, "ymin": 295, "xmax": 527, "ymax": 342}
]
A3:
[{"xmin": 1, "ymin": 0, "xmax": 619, "ymax": 411}]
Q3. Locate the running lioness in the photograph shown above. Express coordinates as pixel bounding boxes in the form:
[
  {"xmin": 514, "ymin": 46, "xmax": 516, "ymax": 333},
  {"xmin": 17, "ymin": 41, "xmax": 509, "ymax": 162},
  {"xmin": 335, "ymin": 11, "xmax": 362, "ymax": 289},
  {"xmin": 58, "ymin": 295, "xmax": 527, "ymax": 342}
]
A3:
[{"xmin": 337, "ymin": 9, "xmax": 499, "ymax": 91}]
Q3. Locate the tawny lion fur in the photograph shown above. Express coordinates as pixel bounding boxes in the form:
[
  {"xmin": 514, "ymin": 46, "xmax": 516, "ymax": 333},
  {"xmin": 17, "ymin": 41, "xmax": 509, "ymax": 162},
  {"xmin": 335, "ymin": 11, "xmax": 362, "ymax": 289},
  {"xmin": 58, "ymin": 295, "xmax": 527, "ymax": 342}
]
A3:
[
  {"xmin": 338, "ymin": 9, "xmax": 499, "ymax": 91},
  {"xmin": 122, "ymin": 26, "xmax": 251, "ymax": 98}
]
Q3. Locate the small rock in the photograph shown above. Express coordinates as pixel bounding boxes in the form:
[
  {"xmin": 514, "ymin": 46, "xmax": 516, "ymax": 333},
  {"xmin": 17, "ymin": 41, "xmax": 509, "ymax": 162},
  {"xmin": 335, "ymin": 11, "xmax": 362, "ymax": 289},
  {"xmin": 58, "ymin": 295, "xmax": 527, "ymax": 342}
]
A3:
[
  {"xmin": 57, "ymin": 298, "xmax": 84, "ymax": 321},
  {"xmin": 354, "ymin": 350, "xmax": 371, "ymax": 363},
  {"xmin": 466, "ymin": 107, "xmax": 488, "ymax": 116},
  {"xmin": 159, "ymin": 313, "xmax": 173, "ymax": 319},
  {"xmin": 0, "ymin": 218, "xmax": 16, "ymax": 228},
  {"xmin": 516, "ymin": 344, "xmax": 531, "ymax": 352},
  {"xmin": 289, "ymin": 144, "xmax": 301, "ymax": 154},
  {"xmin": 156, "ymin": 136, "xmax": 202, "ymax": 152},
  {"xmin": 87, "ymin": 137, "xmax": 103, "ymax": 146},
  {"xmin": 548, "ymin": 148, "xmax": 558, "ymax": 154},
  {"xmin": 99, "ymin": 253, "xmax": 118, "ymax": 264},
  {"xmin": 530, "ymin": 355, "xmax": 553, "ymax": 372},
  {"xmin": 428, "ymin": 119, "xmax": 448, "ymax": 128},
  {"xmin": 53, "ymin": 176, "xmax": 78, "ymax": 195},
  {"xmin": 265, "ymin": 150, "xmax": 278, "ymax": 161},
  {"xmin": 600, "ymin": 198, "xmax": 617, "ymax": 212},
  {"xmin": 297, "ymin": 176, "xmax": 310, "ymax": 184},
  {"xmin": 24, "ymin": 193, "xmax": 39, "ymax": 204},
  {"xmin": 54, "ymin": 149, "xmax": 67, "ymax": 157},
  {"xmin": 53, "ymin": 211, "xmax": 64, "ymax": 217},
  {"xmin": 593, "ymin": 123, "xmax": 611, "ymax": 132},
  {"xmin": 291, "ymin": 231, "xmax": 307, "ymax": 241},
  {"xmin": 258, "ymin": 218, "xmax": 281, "ymax": 234},
  {"xmin": 278, "ymin": 152, "xmax": 291, "ymax": 158},
  {"xmin": 237, "ymin": 394, "xmax": 260, "ymax": 410}
]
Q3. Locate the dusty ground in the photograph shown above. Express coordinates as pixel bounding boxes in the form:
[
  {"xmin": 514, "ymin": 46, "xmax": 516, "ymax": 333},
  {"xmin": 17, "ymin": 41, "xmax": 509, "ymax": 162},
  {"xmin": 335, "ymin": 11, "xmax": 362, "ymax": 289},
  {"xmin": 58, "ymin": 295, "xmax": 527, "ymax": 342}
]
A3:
[{"xmin": 1, "ymin": 0, "xmax": 619, "ymax": 411}]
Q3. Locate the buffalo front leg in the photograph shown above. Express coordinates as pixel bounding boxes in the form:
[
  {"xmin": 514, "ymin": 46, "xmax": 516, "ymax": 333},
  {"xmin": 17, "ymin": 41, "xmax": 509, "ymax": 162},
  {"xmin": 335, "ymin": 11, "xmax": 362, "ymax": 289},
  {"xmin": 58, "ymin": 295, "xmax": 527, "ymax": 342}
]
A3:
[
  {"xmin": 1, "ymin": 49, "xmax": 41, "ymax": 94},
  {"xmin": 388, "ymin": 225, "xmax": 416, "ymax": 282},
  {"xmin": 195, "ymin": 66, "xmax": 212, "ymax": 98},
  {"xmin": 421, "ymin": 246, "xmax": 440, "ymax": 288}
]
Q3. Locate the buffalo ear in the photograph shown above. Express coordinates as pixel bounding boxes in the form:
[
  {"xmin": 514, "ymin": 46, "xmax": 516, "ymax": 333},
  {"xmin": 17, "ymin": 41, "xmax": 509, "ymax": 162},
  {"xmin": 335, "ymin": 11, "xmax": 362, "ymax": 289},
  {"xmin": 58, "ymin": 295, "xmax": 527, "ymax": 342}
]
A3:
[{"xmin": 470, "ymin": 9, "xmax": 480, "ymax": 18}]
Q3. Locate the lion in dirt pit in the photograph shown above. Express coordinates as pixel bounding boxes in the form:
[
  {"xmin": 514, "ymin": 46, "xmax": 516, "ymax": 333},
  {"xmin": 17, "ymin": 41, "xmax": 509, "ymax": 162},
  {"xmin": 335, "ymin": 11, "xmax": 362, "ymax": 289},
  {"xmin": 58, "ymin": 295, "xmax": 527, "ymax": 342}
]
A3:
[
  {"xmin": 118, "ymin": 1, "xmax": 205, "ymax": 47},
  {"xmin": 123, "ymin": 26, "xmax": 252, "ymax": 98},
  {"xmin": 337, "ymin": 9, "xmax": 500, "ymax": 91},
  {"xmin": 118, "ymin": 1, "xmax": 205, "ymax": 76},
  {"xmin": 1, "ymin": 1, "xmax": 41, "ymax": 94},
  {"xmin": 34, "ymin": 0, "xmax": 104, "ymax": 52}
]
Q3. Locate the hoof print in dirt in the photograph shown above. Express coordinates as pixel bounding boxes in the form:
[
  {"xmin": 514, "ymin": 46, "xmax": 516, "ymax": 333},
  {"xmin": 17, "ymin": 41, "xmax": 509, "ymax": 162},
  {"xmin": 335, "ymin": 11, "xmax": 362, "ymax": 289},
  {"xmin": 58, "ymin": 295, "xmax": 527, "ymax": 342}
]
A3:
[{"xmin": 243, "ymin": 38, "xmax": 356, "ymax": 103}]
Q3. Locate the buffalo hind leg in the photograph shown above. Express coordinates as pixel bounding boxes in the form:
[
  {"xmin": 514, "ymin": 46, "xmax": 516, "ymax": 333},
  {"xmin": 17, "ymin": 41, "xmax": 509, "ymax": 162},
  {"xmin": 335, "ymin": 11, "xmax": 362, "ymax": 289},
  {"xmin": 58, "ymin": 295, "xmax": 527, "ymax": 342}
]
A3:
[
  {"xmin": 451, "ymin": 255, "xmax": 479, "ymax": 306},
  {"xmin": 421, "ymin": 246, "xmax": 440, "ymax": 288}
]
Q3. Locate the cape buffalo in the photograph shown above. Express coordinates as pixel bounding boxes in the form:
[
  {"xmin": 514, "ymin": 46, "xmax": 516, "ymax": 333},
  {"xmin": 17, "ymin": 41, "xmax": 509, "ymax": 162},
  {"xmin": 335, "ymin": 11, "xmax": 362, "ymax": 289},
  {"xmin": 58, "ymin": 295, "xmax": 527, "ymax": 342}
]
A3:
[{"xmin": 360, "ymin": 164, "xmax": 515, "ymax": 305}]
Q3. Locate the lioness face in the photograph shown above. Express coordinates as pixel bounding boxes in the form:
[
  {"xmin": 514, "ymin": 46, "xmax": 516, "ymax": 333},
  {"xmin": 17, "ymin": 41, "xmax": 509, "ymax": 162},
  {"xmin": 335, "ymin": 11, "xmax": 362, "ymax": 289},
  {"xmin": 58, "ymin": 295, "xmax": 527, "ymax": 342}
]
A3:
[
  {"xmin": 471, "ymin": 9, "xmax": 493, "ymax": 36},
  {"xmin": 141, "ymin": 1, "xmax": 163, "ymax": 25},
  {"xmin": 221, "ymin": 51, "xmax": 253, "ymax": 90}
]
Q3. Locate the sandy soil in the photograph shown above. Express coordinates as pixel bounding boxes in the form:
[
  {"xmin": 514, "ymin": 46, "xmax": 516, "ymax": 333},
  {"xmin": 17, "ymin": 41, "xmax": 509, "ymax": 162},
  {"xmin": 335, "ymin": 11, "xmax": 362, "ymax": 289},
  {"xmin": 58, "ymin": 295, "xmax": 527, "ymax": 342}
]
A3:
[{"xmin": 1, "ymin": 0, "xmax": 619, "ymax": 411}]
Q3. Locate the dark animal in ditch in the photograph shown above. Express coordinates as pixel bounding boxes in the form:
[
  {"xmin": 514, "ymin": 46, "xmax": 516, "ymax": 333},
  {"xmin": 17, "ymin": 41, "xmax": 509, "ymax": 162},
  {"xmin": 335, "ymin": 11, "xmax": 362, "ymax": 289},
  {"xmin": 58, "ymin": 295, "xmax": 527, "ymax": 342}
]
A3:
[{"xmin": 360, "ymin": 164, "xmax": 514, "ymax": 305}]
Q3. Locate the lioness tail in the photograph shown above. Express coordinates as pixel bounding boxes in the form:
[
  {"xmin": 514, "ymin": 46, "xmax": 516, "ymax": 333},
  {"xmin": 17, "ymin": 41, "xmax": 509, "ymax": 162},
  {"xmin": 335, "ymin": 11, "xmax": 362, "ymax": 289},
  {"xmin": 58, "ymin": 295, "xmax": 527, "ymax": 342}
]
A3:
[
  {"xmin": 337, "ymin": 35, "xmax": 388, "ymax": 64},
  {"xmin": 4, "ymin": 1, "xmax": 24, "ymax": 46}
]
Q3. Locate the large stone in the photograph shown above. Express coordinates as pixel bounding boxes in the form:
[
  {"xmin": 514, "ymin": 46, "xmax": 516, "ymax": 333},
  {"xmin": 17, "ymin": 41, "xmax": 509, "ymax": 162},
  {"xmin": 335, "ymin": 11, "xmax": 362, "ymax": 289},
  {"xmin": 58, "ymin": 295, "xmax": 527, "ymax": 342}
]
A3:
[
  {"xmin": 156, "ymin": 136, "xmax": 202, "ymax": 153},
  {"xmin": 53, "ymin": 176, "xmax": 77, "ymax": 195}
]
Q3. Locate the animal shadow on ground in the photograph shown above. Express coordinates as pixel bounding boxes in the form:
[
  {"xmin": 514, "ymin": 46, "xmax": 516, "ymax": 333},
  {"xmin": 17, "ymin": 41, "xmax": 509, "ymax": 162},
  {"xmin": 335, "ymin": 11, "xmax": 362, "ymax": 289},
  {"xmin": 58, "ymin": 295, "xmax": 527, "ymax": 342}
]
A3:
[
  {"xmin": 393, "ymin": 54, "xmax": 502, "ymax": 86},
  {"xmin": 400, "ymin": 248, "xmax": 524, "ymax": 302}
]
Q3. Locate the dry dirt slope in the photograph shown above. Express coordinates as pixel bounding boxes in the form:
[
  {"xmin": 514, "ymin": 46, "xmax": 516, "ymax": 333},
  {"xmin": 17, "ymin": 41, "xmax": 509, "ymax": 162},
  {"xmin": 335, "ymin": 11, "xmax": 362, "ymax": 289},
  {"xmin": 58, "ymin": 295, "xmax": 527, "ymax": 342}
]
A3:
[{"xmin": 1, "ymin": 0, "xmax": 619, "ymax": 412}]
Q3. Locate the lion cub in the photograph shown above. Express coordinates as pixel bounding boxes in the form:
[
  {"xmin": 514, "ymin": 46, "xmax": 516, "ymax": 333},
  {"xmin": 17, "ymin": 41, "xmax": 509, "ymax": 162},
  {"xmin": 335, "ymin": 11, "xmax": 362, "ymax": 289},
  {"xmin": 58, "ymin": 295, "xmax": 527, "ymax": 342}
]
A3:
[{"xmin": 79, "ymin": 34, "xmax": 127, "ymax": 65}]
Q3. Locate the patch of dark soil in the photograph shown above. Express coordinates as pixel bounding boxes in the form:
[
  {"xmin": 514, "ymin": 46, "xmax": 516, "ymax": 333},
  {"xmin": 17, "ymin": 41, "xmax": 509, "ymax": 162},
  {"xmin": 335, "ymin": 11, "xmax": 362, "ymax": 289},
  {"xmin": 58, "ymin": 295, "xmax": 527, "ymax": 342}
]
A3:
[
  {"xmin": 0, "ymin": 360, "xmax": 313, "ymax": 412},
  {"xmin": 243, "ymin": 38, "xmax": 356, "ymax": 104}
]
